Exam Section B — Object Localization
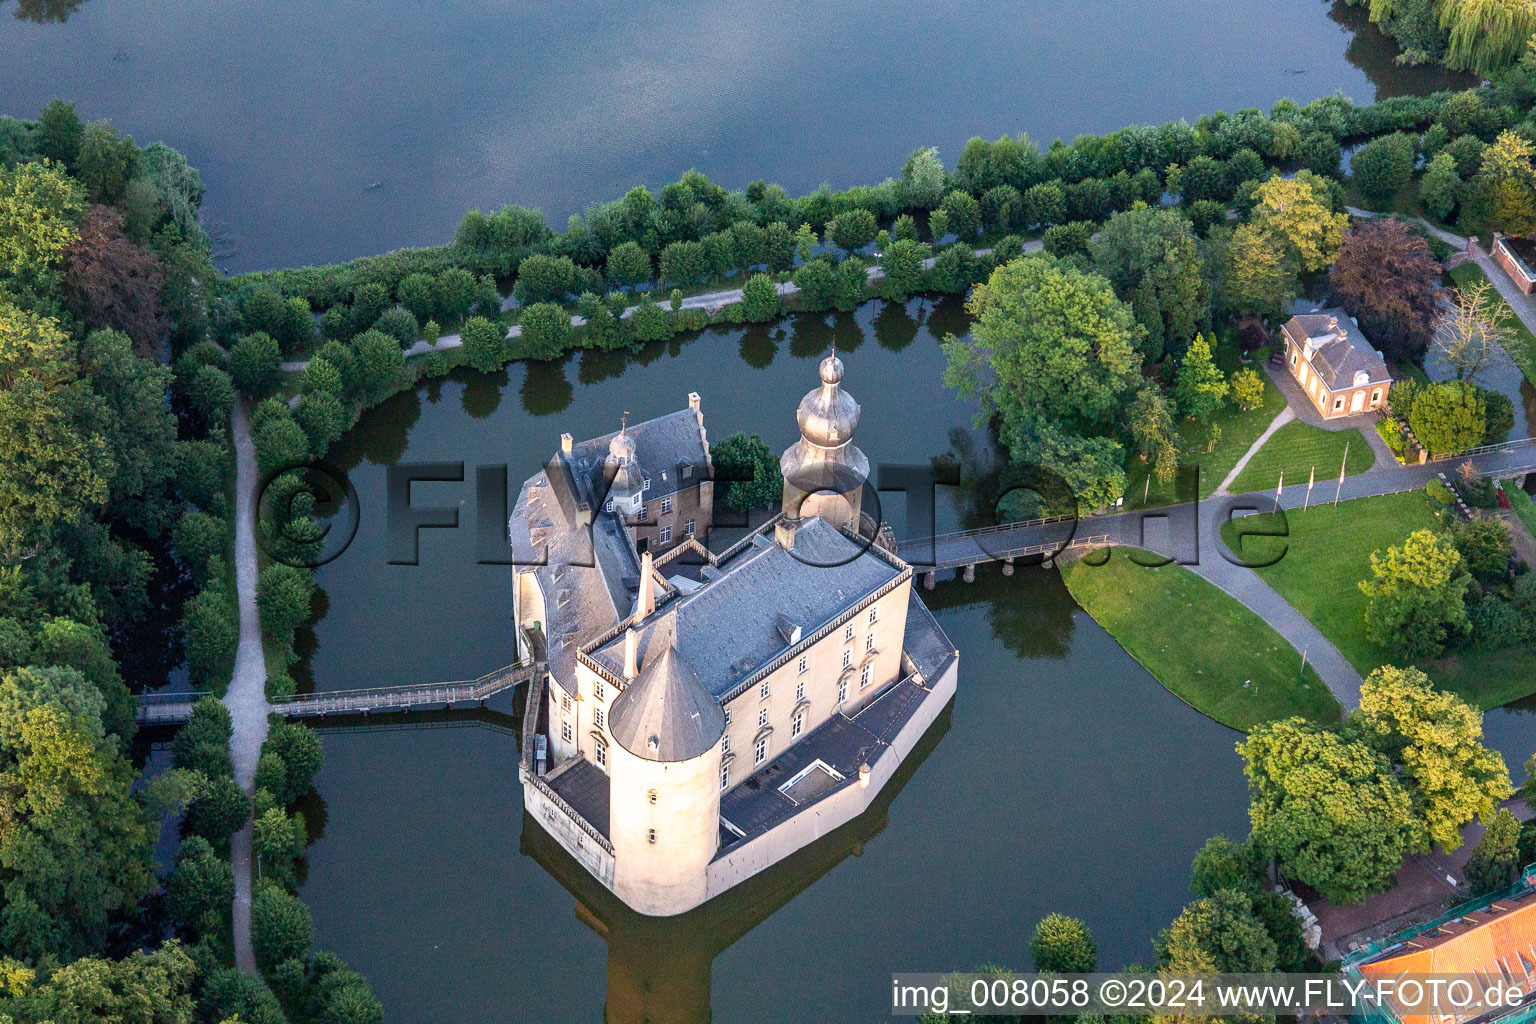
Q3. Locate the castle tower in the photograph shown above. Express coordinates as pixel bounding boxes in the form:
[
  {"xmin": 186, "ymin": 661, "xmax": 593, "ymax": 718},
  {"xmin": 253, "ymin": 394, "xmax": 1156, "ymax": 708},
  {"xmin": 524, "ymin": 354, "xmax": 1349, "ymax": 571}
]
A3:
[
  {"xmin": 604, "ymin": 422, "xmax": 645, "ymax": 517},
  {"xmin": 607, "ymin": 610, "xmax": 724, "ymax": 916},
  {"xmin": 779, "ymin": 354, "xmax": 869, "ymax": 533}
]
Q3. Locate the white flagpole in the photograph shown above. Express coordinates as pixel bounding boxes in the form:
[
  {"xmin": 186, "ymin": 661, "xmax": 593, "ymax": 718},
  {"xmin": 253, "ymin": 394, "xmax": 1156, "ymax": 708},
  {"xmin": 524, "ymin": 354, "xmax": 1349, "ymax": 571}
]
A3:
[
  {"xmin": 1305, "ymin": 465, "xmax": 1315, "ymax": 511},
  {"xmin": 1334, "ymin": 441, "xmax": 1349, "ymax": 506},
  {"xmin": 1275, "ymin": 470, "xmax": 1284, "ymax": 512}
]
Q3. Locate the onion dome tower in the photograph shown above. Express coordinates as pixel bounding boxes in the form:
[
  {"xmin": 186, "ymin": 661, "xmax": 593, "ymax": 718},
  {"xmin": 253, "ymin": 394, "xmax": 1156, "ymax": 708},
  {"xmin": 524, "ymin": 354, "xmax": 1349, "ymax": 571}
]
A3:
[
  {"xmin": 603, "ymin": 422, "xmax": 645, "ymax": 517},
  {"xmin": 779, "ymin": 353, "xmax": 869, "ymax": 532}
]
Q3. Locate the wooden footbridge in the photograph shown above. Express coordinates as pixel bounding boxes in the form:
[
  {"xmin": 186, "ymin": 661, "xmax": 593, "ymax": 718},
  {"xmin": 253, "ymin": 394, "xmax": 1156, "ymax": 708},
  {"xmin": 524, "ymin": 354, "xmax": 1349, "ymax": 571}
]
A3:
[
  {"xmin": 137, "ymin": 659, "xmax": 543, "ymax": 725},
  {"xmin": 896, "ymin": 515, "xmax": 1108, "ymax": 586}
]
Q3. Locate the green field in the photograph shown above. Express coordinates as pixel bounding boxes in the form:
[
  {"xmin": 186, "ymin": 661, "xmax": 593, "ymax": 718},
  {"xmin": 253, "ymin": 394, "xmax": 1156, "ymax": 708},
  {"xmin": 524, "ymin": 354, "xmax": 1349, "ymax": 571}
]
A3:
[
  {"xmin": 1062, "ymin": 549, "xmax": 1340, "ymax": 730},
  {"xmin": 1506, "ymin": 480, "xmax": 1536, "ymax": 540},
  {"xmin": 1449, "ymin": 262, "xmax": 1536, "ymax": 386},
  {"xmin": 1124, "ymin": 371, "xmax": 1288, "ymax": 507},
  {"xmin": 1228, "ymin": 420, "xmax": 1375, "ymax": 495},
  {"xmin": 1220, "ymin": 490, "xmax": 1535, "ymax": 707}
]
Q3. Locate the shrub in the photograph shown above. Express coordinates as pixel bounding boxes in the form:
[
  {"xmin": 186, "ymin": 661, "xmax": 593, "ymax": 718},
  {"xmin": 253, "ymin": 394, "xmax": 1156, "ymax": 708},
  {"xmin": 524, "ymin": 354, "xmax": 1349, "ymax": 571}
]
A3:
[
  {"xmin": 182, "ymin": 588, "xmax": 237, "ymax": 689},
  {"xmin": 266, "ymin": 672, "xmax": 297, "ymax": 701},
  {"xmin": 200, "ymin": 967, "xmax": 287, "ymax": 1024},
  {"xmin": 184, "ymin": 774, "xmax": 250, "ymax": 846},
  {"xmin": 173, "ymin": 512, "xmax": 227, "ymax": 584},
  {"xmin": 1230, "ymin": 367, "xmax": 1265, "ymax": 411},
  {"xmin": 1042, "ymin": 221, "xmax": 1093, "ymax": 259},
  {"xmin": 1427, "ymin": 477, "xmax": 1455, "ymax": 506},
  {"xmin": 740, "ymin": 273, "xmax": 782, "ymax": 322},
  {"xmin": 517, "ymin": 302, "xmax": 572, "ymax": 360},
  {"xmin": 257, "ymin": 563, "xmax": 315, "ymax": 646},
  {"xmin": 372, "ymin": 306, "xmax": 419, "ymax": 346},
  {"xmin": 230, "ymin": 332, "xmax": 282, "ymax": 399},
  {"xmin": 1377, "ymin": 419, "xmax": 1408, "ymax": 460},
  {"xmin": 1409, "ymin": 380, "xmax": 1486, "ymax": 458},
  {"xmin": 459, "ymin": 315, "xmax": 506, "ymax": 373},
  {"xmin": 266, "ymin": 720, "xmax": 325, "ymax": 804}
]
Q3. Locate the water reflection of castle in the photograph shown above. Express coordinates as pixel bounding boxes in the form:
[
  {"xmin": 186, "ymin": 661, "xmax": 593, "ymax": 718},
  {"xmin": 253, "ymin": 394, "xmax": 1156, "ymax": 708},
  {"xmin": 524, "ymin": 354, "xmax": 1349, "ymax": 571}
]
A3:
[
  {"xmin": 520, "ymin": 702, "xmax": 952, "ymax": 1024},
  {"xmin": 509, "ymin": 355, "xmax": 959, "ymax": 917}
]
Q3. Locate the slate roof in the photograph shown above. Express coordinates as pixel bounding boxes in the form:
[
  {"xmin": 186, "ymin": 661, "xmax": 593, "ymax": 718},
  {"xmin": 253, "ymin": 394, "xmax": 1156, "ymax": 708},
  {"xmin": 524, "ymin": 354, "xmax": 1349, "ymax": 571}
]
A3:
[
  {"xmin": 1282, "ymin": 307, "xmax": 1392, "ymax": 390},
  {"xmin": 546, "ymin": 758, "xmax": 611, "ymax": 839},
  {"xmin": 567, "ymin": 408, "xmax": 710, "ymax": 507},
  {"xmin": 588, "ymin": 517, "xmax": 906, "ymax": 699},
  {"xmin": 607, "ymin": 609, "xmax": 725, "ymax": 762}
]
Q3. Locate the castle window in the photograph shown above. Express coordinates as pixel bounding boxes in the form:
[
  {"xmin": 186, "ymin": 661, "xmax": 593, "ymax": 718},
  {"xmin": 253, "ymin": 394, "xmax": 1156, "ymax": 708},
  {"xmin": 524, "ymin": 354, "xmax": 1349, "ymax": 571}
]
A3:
[
  {"xmin": 792, "ymin": 710, "xmax": 804, "ymax": 737},
  {"xmin": 758, "ymin": 708, "xmax": 768, "ymax": 728},
  {"xmin": 561, "ymin": 693, "xmax": 571, "ymax": 712},
  {"xmin": 795, "ymin": 680, "xmax": 804, "ymax": 702},
  {"xmin": 1333, "ymin": 395, "xmax": 1344, "ymax": 411},
  {"xmin": 724, "ymin": 707, "xmax": 732, "ymax": 726},
  {"xmin": 838, "ymin": 679, "xmax": 848, "ymax": 705},
  {"xmin": 647, "ymin": 789, "xmax": 657, "ymax": 804},
  {"xmin": 659, "ymin": 525, "xmax": 671, "ymax": 544},
  {"xmin": 1371, "ymin": 388, "xmax": 1382, "ymax": 405},
  {"xmin": 860, "ymin": 664, "xmax": 872, "ymax": 689},
  {"xmin": 605, "ymin": 499, "xmax": 614, "ymax": 512},
  {"xmin": 682, "ymin": 464, "xmax": 692, "ymax": 479},
  {"xmin": 648, "ymin": 829, "xmax": 656, "ymax": 844},
  {"xmin": 754, "ymin": 736, "xmax": 768, "ymax": 766},
  {"xmin": 844, "ymin": 623, "xmax": 854, "ymax": 642},
  {"xmin": 595, "ymin": 738, "xmax": 607, "ymax": 769},
  {"xmin": 865, "ymin": 633, "xmax": 875, "ymax": 652},
  {"xmin": 594, "ymin": 681, "xmax": 604, "ymax": 701},
  {"xmin": 720, "ymin": 763, "xmax": 729, "ymax": 790},
  {"xmin": 684, "ymin": 518, "xmax": 696, "ymax": 537},
  {"xmin": 661, "ymin": 497, "xmax": 672, "ymax": 514},
  {"xmin": 594, "ymin": 708, "xmax": 605, "ymax": 731},
  {"xmin": 634, "ymin": 505, "xmax": 647, "ymax": 521},
  {"xmin": 722, "ymin": 734, "xmax": 730, "ymax": 753},
  {"xmin": 868, "ymin": 606, "xmax": 878, "ymax": 624},
  {"xmin": 561, "ymin": 719, "xmax": 572, "ymax": 743},
  {"xmin": 842, "ymin": 650, "xmax": 851, "ymax": 668},
  {"xmin": 797, "ymin": 655, "xmax": 807, "ymax": 674},
  {"xmin": 760, "ymin": 680, "xmax": 770, "ymax": 701}
]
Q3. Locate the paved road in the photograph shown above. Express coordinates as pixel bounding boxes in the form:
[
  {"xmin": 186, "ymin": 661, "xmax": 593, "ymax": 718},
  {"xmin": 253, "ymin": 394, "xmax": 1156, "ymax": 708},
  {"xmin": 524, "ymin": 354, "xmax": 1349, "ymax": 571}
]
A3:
[
  {"xmin": 279, "ymin": 241, "xmax": 1041, "ymax": 372},
  {"xmin": 224, "ymin": 399, "xmax": 273, "ymax": 975}
]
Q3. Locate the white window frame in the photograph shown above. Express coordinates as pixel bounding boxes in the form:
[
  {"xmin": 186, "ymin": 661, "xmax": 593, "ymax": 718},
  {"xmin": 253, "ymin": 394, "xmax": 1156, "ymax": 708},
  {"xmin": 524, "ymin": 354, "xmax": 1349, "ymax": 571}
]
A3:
[
  {"xmin": 754, "ymin": 737, "xmax": 768, "ymax": 765},
  {"xmin": 561, "ymin": 719, "xmax": 572, "ymax": 743},
  {"xmin": 724, "ymin": 707, "xmax": 732, "ymax": 726},
  {"xmin": 594, "ymin": 708, "xmax": 605, "ymax": 731},
  {"xmin": 792, "ymin": 710, "xmax": 804, "ymax": 737},
  {"xmin": 720, "ymin": 762, "xmax": 730, "ymax": 790},
  {"xmin": 661, "ymin": 497, "xmax": 672, "ymax": 514},
  {"xmin": 860, "ymin": 663, "xmax": 872, "ymax": 689},
  {"xmin": 865, "ymin": 633, "xmax": 875, "ymax": 652},
  {"xmin": 842, "ymin": 650, "xmax": 852, "ymax": 668},
  {"xmin": 795, "ymin": 680, "xmax": 804, "ymax": 701},
  {"xmin": 595, "ymin": 737, "xmax": 607, "ymax": 769},
  {"xmin": 722, "ymin": 733, "xmax": 731, "ymax": 753},
  {"xmin": 659, "ymin": 525, "xmax": 672, "ymax": 544},
  {"xmin": 797, "ymin": 655, "xmax": 807, "ymax": 674},
  {"xmin": 594, "ymin": 681, "xmax": 604, "ymax": 701},
  {"xmin": 760, "ymin": 680, "xmax": 770, "ymax": 701},
  {"xmin": 844, "ymin": 623, "xmax": 854, "ymax": 642},
  {"xmin": 684, "ymin": 517, "xmax": 696, "ymax": 537},
  {"xmin": 757, "ymin": 707, "xmax": 768, "ymax": 728},
  {"xmin": 868, "ymin": 606, "xmax": 878, "ymax": 624},
  {"xmin": 837, "ymin": 679, "xmax": 848, "ymax": 705}
]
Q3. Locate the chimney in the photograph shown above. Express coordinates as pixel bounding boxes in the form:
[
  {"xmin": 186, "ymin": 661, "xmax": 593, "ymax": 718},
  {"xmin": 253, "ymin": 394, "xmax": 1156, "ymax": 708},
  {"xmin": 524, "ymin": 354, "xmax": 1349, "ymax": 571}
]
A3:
[
  {"xmin": 775, "ymin": 519, "xmax": 797, "ymax": 551},
  {"xmin": 859, "ymin": 763, "xmax": 871, "ymax": 789},
  {"xmin": 623, "ymin": 627, "xmax": 638, "ymax": 679},
  {"xmin": 560, "ymin": 432, "xmax": 573, "ymax": 457},
  {"xmin": 638, "ymin": 551, "xmax": 655, "ymax": 618},
  {"xmin": 688, "ymin": 391, "xmax": 701, "ymax": 414},
  {"xmin": 1328, "ymin": 316, "xmax": 1338, "ymax": 332}
]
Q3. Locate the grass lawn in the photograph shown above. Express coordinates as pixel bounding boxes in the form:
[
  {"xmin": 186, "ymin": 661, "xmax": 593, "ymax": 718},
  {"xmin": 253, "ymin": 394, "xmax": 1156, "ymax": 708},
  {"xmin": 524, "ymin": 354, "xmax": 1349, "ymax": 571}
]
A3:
[
  {"xmin": 1062, "ymin": 549, "xmax": 1339, "ymax": 730},
  {"xmin": 1449, "ymin": 262, "xmax": 1536, "ymax": 386},
  {"xmin": 1506, "ymin": 480, "xmax": 1536, "ymax": 539},
  {"xmin": 1228, "ymin": 420, "xmax": 1375, "ymax": 495},
  {"xmin": 1125, "ymin": 371, "xmax": 1288, "ymax": 506},
  {"xmin": 1218, "ymin": 491, "xmax": 1535, "ymax": 707}
]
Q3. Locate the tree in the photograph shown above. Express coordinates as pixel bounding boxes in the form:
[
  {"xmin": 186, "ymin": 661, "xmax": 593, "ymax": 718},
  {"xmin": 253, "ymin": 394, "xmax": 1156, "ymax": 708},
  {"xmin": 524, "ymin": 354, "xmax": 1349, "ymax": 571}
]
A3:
[
  {"xmin": 827, "ymin": 209, "xmax": 877, "ymax": 255},
  {"xmin": 1174, "ymin": 334, "xmax": 1228, "ymax": 420},
  {"xmin": 1239, "ymin": 718, "xmax": 1418, "ymax": 904},
  {"xmin": 257, "ymin": 563, "xmax": 314, "ymax": 645},
  {"xmin": 251, "ymin": 886, "xmax": 313, "ymax": 972},
  {"xmin": 0, "ymin": 304, "xmax": 109, "ymax": 559},
  {"xmin": 740, "ymin": 273, "xmax": 782, "ymax": 322},
  {"xmin": 1230, "ymin": 367, "xmax": 1265, "ymax": 411},
  {"xmin": 181, "ymin": 587, "xmax": 237, "ymax": 688},
  {"xmin": 350, "ymin": 329, "xmax": 408, "ymax": 406},
  {"xmin": 58, "ymin": 206, "xmax": 164, "ymax": 354},
  {"xmin": 265, "ymin": 720, "xmax": 324, "ymax": 803},
  {"xmin": 605, "ymin": 240, "xmax": 652, "ymax": 289},
  {"xmin": 1217, "ymin": 223, "xmax": 1291, "ymax": 319},
  {"xmin": 1433, "ymin": 279, "xmax": 1514, "ymax": 382},
  {"xmin": 943, "ymin": 257, "xmax": 1141, "ymax": 451},
  {"xmin": 517, "ymin": 303, "xmax": 571, "ymax": 360},
  {"xmin": 1248, "ymin": 172, "xmax": 1347, "ymax": 275},
  {"xmin": 253, "ymin": 411, "xmax": 310, "ymax": 476},
  {"xmin": 17, "ymin": 943, "xmax": 199, "ymax": 1023},
  {"xmin": 0, "ymin": 158, "xmax": 85, "ymax": 279},
  {"xmin": 710, "ymin": 432, "xmax": 782, "ymax": 512},
  {"xmin": 1442, "ymin": 0, "xmax": 1536, "ymax": 76},
  {"xmin": 1409, "ymin": 380, "xmax": 1487, "ymax": 457},
  {"xmin": 200, "ymin": 966, "xmax": 287, "ymax": 1024},
  {"xmin": 899, "ymin": 146, "xmax": 946, "ymax": 209},
  {"xmin": 1450, "ymin": 514, "xmax": 1512, "ymax": 584},
  {"xmin": 940, "ymin": 189, "xmax": 982, "ymax": 239},
  {"xmin": 253, "ymin": 808, "xmax": 307, "ymax": 883},
  {"xmin": 659, "ymin": 240, "xmax": 708, "ymax": 287},
  {"xmin": 230, "ymin": 332, "xmax": 282, "ymax": 400},
  {"xmin": 793, "ymin": 258, "xmax": 836, "ymax": 312},
  {"xmin": 1029, "ymin": 914, "xmax": 1097, "ymax": 972},
  {"xmin": 1010, "ymin": 420, "xmax": 1128, "ymax": 514},
  {"xmin": 76, "ymin": 122, "xmax": 139, "ymax": 204},
  {"xmin": 1157, "ymin": 889, "xmax": 1277, "ymax": 973},
  {"xmin": 1351, "ymin": 133, "xmax": 1417, "ymax": 210},
  {"xmin": 1353, "ymin": 664, "xmax": 1513, "ymax": 853},
  {"xmin": 1190, "ymin": 835, "xmax": 1260, "ymax": 897},
  {"xmin": 1360, "ymin": 528, "xmax": 1476, "ymax": 661},
  {"xmin": 628, "ymin": 294, "xmax": 672, "ymax": 342},
  {"xmin": 1465, "ymin": 808, "xmax": 1522, "ymax": 894},
  {"xmin": 459, "ymin": 315, "xmax": 506, "ymax": 373},
  {"xmin": 34, "ymin": 99, "xmax": 83, "ymax": 168},
  {"xmin": 1420, "ymin": 152, "xmax": 1462, "ymax": 221},
  {"xmin": 297, "ymin": 389, "xmax": 349, "ymax": 456},
  {"xmin": 878, "ymin": 239, "xmax": 930, "ymax": 302},
  {"xmin": 0, "ymin": 695, "xmax": 154, "ymax": 962},
  {"xmin": 1329, "ymin": 219, "xmax": 1441, "ymax": 362},
  {"xmin": 1089, "ymin": 204, "xmax": 1206, "ymax": 361},
  {"xmin": 1126, "ymin": 384, "xmax": 1178, "ymax": 480},
  {"xmin": 187, "ymin": 365, "xmax": 235, "ymax": 428},
  {"xmin": 166, "ymin": 835, "xmax": 234, "ymax": 938},
  {"xmin": 512, "ymin": 253, "xmax": 576, "ymax": 304},
  {"xmin": 372, "ymin": 306, "xmax": 418, "ymax": 346},
  {"xmin": 930, "ymin": 242, "xmax": 985, "ymax": 294}
]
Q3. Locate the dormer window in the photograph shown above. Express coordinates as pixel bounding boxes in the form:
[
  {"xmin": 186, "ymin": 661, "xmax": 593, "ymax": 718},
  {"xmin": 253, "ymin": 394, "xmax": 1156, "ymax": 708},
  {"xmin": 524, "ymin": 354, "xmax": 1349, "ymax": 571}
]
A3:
[{"xmin": 681, "ymin": 464, "xmax": 693, "ymax": 480}]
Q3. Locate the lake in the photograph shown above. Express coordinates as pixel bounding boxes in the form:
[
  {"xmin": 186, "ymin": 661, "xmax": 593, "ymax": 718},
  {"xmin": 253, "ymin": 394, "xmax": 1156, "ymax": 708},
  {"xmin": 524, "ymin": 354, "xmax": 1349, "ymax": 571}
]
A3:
[{"xmin": 0, "ymin": 0, "xmax": 1469, "ymax": 273}]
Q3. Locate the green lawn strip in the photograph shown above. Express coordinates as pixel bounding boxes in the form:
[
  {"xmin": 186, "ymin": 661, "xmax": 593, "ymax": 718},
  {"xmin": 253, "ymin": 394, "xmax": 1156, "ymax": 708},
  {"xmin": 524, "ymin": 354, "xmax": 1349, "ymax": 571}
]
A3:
[
  {"xmin": 1506, "ymin": 480, "xmax": 1536, "ymax": 539},
  {"xmin": 1220, "ymin": 491, "xmax": 1528, "ymax": 706},
  {"xmin": 1061, "ymin": 550, "xmax": 1339, "ymax": 730},
  {"xmin": 1125, "ymin": 373, "xmax": 1288, "ymax": 507},
  {"xmin": 1229, "ymin": 420, "xmax": 1375, "ymax": 496},
  {"xmin": 1449, "ymin": 262, "xmax": 1536, "ymax": 385}
]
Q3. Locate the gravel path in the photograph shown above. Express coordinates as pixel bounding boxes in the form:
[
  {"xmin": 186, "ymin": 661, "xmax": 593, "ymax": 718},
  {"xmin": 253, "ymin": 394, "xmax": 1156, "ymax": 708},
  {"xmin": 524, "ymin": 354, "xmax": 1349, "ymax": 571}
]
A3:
[
  {"xmin": 224, "ymin": 398, "xmax": 273, "ymax": 974},
  {"xmin": 1212, "ymin": 406, "xmax": 1296, "ymax": 497}
]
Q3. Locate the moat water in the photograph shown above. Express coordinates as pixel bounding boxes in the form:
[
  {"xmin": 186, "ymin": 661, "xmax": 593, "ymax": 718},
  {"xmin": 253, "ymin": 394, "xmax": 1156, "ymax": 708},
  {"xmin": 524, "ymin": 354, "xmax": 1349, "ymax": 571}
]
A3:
[
  {"xmin": 0, "ymin": 0, "xmax": 1471, "ymax": 273},
  {"xmin": 292, "ymin": 301, "xmax": 1536, "ymax": 1023}
]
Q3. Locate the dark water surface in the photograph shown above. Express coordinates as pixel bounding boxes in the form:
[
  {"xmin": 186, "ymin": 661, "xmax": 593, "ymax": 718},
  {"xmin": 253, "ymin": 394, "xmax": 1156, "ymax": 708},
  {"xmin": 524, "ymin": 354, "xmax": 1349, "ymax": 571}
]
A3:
[
  {"xmin": 1, "ymin": 0, "xmax": 1469, "ymax": 273},
  {"xmin": 286, "ymin": 304, "xmax": 1536, "ymax": 1023}
]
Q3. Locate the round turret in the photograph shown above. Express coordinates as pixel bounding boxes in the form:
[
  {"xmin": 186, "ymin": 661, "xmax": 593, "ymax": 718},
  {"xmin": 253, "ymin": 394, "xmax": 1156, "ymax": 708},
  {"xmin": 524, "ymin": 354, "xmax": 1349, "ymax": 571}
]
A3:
[
  {"xmin": 795, "ymin": 355, "xmax": 861, "ymax": 450},
  {"xmin": 780, "ymin": 353, "xmax": 869, "ymax": 530}
]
